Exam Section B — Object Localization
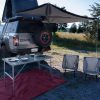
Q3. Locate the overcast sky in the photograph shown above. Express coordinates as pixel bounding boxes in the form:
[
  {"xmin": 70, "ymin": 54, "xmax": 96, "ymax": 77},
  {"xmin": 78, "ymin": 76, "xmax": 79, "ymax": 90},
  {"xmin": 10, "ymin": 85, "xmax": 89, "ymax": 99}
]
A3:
[{"xmin": 0, "ymin": 0, "xmax": 99, "ymax": 20}]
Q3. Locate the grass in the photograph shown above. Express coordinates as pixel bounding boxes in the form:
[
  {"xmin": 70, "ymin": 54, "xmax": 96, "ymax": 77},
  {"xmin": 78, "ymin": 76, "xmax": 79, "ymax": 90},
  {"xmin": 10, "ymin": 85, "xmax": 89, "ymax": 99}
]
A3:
[{"xmin": 52, "ymin": 32, "xmax": 100, "ymax": 52}]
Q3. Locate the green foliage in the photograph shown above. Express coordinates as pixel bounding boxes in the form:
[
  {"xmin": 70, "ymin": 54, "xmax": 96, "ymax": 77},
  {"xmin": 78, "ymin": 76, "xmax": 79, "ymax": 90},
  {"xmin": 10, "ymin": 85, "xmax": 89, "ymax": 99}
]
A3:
[
  {"xmin": 77, "ymin": 21, "xmax": 90, "ymax": 33},
  {"xmin": 57, "ymin": 23, "xmax": 68, "ymax": 32},
  {"xmin": 88, "ymin": 2, "xmax": 100, "ymax": 40},
  {"xmin": 89, "ymin": 3, "xmax": 100, "ymax": 17},
  {"xmin": 77, "ymin": 24, "xmax": 83, "ymax": 33},
  {"xmin": 69, "ymin": 23, "xmax": 77, "ymax": 33}
]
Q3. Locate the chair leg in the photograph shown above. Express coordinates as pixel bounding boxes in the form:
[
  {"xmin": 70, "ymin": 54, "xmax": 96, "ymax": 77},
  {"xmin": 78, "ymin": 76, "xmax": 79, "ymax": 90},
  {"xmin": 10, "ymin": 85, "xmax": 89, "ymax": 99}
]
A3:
[
  {"xmin": 96, "ymin": 75, "xmax": 98, "ymax": 82},
  {"xmin": 85, "ymin": 74, "xmax": 87, "ymax": 80},
  {"xmin": 64, "ymin": 69, "xmax": 66, "ymax": 72},
  {"xmin": 74, "ymin": 71, "xmax": 76, "ymax": 78},
  {"xmin": 63, "ymin": 69, "xmax": 66, "ymax": 75}
]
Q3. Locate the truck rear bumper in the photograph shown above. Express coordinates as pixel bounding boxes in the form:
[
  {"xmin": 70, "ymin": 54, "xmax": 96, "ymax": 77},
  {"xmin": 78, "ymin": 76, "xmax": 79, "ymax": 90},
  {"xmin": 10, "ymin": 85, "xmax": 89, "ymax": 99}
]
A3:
[{"xmin": 10, "ymin": 48, "xmax": 38, "ymax": 54}]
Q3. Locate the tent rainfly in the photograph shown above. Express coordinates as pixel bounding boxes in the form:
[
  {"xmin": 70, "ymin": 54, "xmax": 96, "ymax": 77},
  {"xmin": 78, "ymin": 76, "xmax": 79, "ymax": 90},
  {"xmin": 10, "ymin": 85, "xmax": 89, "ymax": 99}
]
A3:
[{"xmin": 18, "ymin": 3, "xmax": 95, "ymax": 23}]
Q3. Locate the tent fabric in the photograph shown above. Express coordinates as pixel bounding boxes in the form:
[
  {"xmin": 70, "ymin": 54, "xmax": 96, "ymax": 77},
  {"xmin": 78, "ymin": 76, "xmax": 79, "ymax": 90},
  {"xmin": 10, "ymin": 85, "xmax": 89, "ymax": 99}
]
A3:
[
  {"xmin": 2, "ymin": 0, "xmax": 38, "ymax": 22},
  {"xmin": 18, "ymin": 3, "xmax": 95, "ymax": 23}
]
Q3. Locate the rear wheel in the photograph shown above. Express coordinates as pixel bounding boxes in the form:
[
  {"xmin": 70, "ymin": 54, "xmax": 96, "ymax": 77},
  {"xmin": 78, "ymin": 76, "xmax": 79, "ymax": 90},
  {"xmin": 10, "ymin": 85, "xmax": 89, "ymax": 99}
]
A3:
[{"xmin": 34, "ymin": 30, "xmax": 52, "ymax": 47}]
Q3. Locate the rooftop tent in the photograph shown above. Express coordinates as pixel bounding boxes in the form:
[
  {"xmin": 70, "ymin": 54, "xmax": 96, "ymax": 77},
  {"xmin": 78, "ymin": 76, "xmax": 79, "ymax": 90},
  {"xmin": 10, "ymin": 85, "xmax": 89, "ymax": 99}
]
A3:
[
  {"xmin": 2, "ymin": 0, "xmax": 38, "ymax": 22},
  {"xmin": 18, "ymin": 3, "xmax": 95, "ymax": 23}
]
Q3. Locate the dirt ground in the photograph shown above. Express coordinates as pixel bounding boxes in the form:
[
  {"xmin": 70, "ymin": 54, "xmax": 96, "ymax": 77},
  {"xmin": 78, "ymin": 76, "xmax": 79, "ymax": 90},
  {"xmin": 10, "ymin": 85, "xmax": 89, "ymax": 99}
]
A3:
[
  {"xmin": 34, "ymin": 47, "xmax": 100, "ymax": 100},
  {"xmin": 0, "ymin": 46, "xmax": 100, "ymax": 100}
]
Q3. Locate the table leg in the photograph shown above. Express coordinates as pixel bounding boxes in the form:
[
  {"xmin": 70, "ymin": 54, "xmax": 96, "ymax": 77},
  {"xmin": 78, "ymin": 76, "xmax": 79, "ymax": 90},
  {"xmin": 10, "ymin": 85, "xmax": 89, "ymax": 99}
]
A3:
[
  {"xmin": 12, "ymin": 66, "xmax": 15, "ymax": 96},
  {"xmin": 4, "ymin": 61, "xmax": 6, "ymax": 87},
  {"xmin": 38, "ymin": 61, "xmax": 40, "ymax": 69}
]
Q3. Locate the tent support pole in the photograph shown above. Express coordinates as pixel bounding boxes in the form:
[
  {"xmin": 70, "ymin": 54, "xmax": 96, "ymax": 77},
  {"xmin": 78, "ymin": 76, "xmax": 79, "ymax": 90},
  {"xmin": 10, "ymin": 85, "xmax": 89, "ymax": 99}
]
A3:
[{"xmin": 96, "ymin": 18, "xmax": 99, "ymax": 58}]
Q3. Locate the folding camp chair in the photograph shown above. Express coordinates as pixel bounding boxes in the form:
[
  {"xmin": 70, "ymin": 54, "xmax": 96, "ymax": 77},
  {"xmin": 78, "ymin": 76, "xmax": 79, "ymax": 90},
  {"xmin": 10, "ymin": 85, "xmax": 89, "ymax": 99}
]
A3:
[
  {"xmin": 83, "ymin": 57, "xmax": 100, "ymax": 81},
  {"xmin": 62, "ymin": 54, "xmax": 79, "ymax": 77}
]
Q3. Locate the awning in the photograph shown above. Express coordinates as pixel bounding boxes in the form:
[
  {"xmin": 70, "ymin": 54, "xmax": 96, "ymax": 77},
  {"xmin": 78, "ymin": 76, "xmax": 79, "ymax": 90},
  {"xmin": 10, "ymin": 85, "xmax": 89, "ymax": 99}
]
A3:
[{"xmin": 18, "ymin": 3, "xmax": 95, "ymax": 23}]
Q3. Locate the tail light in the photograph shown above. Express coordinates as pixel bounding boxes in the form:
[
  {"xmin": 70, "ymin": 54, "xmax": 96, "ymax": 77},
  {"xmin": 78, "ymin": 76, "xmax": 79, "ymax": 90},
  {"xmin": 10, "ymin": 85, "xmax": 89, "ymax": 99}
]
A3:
[{"xmin": 13, "ymin": 35, "xmax": 19, "ymax": 46}]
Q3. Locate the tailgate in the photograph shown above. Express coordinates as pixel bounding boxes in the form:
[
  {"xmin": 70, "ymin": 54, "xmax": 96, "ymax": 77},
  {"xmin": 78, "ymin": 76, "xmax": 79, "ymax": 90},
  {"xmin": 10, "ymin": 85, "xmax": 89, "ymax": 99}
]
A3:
[{"xmin": 18, "ymin": 33, "xmax": 37, "ymax": 49}]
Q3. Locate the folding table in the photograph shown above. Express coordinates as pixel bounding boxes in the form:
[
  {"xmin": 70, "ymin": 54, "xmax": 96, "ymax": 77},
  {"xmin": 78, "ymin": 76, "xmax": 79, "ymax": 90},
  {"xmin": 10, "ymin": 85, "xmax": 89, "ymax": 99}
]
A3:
[{"xmin": 3, "ymin": 54, "xmax": 52, "ymax": 95}]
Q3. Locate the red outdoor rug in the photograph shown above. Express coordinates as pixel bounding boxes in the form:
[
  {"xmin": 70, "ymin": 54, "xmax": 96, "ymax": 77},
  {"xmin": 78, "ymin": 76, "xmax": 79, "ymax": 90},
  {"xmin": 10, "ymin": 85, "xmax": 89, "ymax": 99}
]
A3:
[{"xmin": 0, "ymin": 69, "xmax": 65, "ymax": 100}]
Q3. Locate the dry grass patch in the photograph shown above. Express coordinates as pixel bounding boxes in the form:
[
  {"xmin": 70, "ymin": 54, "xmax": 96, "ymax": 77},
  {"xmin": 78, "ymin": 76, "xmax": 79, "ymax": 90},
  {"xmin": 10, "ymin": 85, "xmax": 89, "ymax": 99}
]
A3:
[{"xmin": 56, "ymin": 32, "xmax": 87, "ymax": 41}]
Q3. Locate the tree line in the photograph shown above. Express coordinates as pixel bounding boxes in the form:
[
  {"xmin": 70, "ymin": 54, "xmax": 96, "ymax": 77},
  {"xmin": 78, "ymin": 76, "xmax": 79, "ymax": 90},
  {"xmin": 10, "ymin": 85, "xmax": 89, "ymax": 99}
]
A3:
[{"xmin": 58, "ymin": 22, "xmax": 88, "ymax": 33}]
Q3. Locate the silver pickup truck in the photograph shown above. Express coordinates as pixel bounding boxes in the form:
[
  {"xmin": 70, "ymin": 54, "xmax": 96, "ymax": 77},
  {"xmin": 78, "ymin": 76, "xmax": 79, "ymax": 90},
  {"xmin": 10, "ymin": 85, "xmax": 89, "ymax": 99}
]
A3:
[
  {"xmin": 0, "ymin": 0, "xmax": 57, "ymax": 57},
  {"xmin": 0, "ymin": 20, "xmax": 57, "ymax": 57}
]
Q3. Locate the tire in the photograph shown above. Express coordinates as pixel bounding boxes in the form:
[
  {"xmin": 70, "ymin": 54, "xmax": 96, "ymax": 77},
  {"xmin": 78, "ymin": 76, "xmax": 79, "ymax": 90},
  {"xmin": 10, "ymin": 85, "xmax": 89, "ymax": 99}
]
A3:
[{"xmin": 34, "ymin": 30, "xmax": 52, "ymax": 47}]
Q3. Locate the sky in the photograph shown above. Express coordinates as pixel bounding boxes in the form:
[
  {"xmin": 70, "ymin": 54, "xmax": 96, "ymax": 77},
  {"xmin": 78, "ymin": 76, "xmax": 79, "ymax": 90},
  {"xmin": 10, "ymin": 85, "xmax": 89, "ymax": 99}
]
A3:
[
  {"xmin": 0, "ymin": 0, "xmax": 100, "ymax": 20},
  {"xmin": 38, "ymin": 0, "xmax": 100, "ymax": 16}
]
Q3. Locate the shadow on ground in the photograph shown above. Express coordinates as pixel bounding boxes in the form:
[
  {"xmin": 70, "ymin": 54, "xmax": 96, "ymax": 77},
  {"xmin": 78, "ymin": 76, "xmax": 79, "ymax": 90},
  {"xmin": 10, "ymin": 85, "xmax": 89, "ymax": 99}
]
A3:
[{"xmin": 34, "ymin": 70, "xmax": 100, "ymax": 100}]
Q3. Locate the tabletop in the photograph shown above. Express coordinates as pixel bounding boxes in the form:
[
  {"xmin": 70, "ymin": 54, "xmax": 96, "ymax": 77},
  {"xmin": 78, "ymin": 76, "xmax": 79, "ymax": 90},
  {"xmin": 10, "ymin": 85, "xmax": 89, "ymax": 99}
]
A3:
[{"xmin": 2, "ymin": 54, "xmax": 52, "ymax": 66}]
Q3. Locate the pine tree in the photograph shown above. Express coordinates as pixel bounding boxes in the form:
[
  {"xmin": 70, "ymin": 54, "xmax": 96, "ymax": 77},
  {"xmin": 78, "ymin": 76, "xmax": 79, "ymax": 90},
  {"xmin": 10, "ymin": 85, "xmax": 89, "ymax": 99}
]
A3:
[
  {"xmin": 69, "ymin": 23, "xmax": 77, "ymax": 33},
  {"xmin": 89, "ymin": 2, "xmax": 100, "ymax": 40}
]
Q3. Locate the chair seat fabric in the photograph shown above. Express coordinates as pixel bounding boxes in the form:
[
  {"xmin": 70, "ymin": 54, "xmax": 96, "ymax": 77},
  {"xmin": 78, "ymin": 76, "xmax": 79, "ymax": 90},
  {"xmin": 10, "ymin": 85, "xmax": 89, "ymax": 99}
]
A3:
[
  {"xmin": 83, "ymin": 57, "xmax": 100, "ymax": 76},
  {"xmin": 62, "ymin": 54, "xmax": 79, "ymax": 71}
]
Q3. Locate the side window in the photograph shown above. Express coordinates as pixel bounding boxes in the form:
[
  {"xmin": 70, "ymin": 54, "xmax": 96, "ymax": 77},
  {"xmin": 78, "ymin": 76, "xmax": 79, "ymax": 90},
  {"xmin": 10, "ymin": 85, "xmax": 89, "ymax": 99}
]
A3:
[
  {"xmin": 2, "ymin": 24, "xmax": 7, "ymax": 36},
  {"xmin": 0, "ymin": 25, "xmax": 4, "ymax": 35},
  {"xmin": 5, "ymin": 22, "xmax": 18, "ymax": 33}
]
